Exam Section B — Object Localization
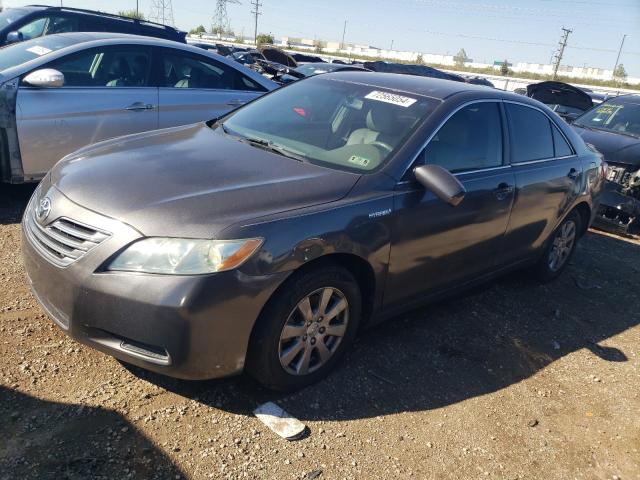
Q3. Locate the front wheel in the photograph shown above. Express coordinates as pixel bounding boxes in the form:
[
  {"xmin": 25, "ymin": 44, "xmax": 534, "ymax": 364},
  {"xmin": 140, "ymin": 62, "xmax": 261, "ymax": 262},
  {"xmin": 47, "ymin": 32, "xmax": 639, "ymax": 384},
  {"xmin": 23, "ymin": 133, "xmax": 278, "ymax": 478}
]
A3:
[
  {"xmin": 534, "ymin": 211, "xmax": 582, "ymax": 282},
  {"xmin": 246, "ymin": 266, "xmax": 361, "ymax": 391}
]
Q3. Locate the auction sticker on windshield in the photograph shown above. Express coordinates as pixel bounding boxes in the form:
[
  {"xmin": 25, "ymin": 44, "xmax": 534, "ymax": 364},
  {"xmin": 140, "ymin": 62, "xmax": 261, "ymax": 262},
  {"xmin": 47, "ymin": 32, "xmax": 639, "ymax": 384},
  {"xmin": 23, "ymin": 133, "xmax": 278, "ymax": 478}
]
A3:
[{"xmin": 365, "ymin": 90, "xmax": 417, "ymax": 107}]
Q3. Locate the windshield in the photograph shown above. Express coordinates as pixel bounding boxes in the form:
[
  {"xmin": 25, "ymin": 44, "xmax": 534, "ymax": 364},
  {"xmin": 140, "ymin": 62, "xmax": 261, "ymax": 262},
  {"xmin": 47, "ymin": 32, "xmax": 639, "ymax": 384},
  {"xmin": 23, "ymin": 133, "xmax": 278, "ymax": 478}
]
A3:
[
  {"xmin": 0, "ymin": 35, "xmax": 75, "ymax": 72},
  {"xmin": 574, "ymin": 98, "xmax": 640, "ymax": 138},
  {"xmin": 0, "ymin": 8, "xmax": 28, "ymax": 28},
  {"xmin": 220, "ymin": 77, "xmax": 440, "ymax": 173},
  {"xmin": 295, "ymin": 64, "xmax": 339, "ymax": 76}
]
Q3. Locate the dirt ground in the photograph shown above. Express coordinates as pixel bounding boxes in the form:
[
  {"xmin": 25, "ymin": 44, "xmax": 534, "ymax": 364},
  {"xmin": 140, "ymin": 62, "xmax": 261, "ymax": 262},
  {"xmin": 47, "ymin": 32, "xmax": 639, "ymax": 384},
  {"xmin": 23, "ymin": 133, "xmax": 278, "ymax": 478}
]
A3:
[{"xmin": 1, "ymin": 183, "xmax": 639, "ymax": 480}]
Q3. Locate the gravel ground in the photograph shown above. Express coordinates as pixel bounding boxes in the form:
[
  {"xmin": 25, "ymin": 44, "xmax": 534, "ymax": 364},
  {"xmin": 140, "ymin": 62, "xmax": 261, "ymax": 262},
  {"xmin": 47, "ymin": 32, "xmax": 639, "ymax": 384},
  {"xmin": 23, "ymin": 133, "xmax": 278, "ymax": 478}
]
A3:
[{"xmin": 1, "ymin": 183, "xmax": 639, "ymax": 480}]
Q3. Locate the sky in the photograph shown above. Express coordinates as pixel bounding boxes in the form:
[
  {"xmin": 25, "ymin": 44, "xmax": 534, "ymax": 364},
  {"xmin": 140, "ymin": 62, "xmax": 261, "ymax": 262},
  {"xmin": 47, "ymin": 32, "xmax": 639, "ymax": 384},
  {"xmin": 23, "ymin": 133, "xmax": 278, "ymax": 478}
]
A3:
[{"xmin": 4, "ymin": 0, "xmax": 640, "ymax": 76}]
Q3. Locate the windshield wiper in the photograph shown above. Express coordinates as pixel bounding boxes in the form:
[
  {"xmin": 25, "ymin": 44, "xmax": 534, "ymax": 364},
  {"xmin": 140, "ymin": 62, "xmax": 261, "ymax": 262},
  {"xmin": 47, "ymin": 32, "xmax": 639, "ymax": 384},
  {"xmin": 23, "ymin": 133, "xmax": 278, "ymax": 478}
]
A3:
[{"xmin": 242, "ymin": 136, "xmax": 307, "ymax": 162}]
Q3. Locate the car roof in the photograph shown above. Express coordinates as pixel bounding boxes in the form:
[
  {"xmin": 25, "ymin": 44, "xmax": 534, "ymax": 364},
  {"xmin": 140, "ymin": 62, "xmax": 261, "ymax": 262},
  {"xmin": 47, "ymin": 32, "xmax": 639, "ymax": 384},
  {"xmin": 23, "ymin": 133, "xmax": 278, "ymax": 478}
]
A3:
[
  {"xmin": 22, "ymin": 5, "xmax": 181, "ymax": 31},
  {"xmin": 319, "ymin": 71, "xmax": 525, "ymax": 102}
]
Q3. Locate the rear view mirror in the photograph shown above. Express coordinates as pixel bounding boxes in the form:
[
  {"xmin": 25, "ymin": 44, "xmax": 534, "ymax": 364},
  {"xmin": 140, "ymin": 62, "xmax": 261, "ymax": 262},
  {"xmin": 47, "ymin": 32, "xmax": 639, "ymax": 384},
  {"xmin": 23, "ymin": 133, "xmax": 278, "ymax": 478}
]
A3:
[
  {"xmin": 6, "ymin": 31, "xmax": 24, "ymax": 44},
  {"xmin": 414, "ymin": 164, "xmax": 466, "ymax": 207},
  {"xmin": 23, "ymin": 69, "xmax": 65, "ymax": 88}
]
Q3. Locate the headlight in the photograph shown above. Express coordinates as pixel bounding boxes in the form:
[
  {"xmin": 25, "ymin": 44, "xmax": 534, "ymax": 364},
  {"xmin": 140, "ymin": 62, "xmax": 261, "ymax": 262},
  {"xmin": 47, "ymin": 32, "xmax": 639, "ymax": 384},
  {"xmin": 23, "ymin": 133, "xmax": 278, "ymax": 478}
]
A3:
[{"xmin": 106, "ymin": 237, "xmax": 263, "ymax": 275}]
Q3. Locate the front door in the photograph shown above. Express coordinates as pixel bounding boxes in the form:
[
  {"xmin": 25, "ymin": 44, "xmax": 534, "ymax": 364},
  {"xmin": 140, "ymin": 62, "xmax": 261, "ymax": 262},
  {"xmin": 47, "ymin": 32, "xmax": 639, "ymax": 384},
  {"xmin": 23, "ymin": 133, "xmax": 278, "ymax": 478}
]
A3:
[
  {"xmin": 17, "ymin": 44, "xmax": 158, "ymax": 177},
  {"xmin": 385, "ymin": 101, "xmax": 515, "ymax": 307},
  {"xmin": 157, "ymin": 48, "xmax": 266, "ymax": 128}
]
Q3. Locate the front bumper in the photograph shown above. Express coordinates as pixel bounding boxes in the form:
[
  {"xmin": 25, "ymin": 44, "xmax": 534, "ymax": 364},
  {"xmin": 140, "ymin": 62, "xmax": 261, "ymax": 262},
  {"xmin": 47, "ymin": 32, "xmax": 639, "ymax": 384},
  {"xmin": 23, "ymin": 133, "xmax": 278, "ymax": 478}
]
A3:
[
  {"xmin": 21, "ymin": 185, "xmax": 288, "ymax": 380},
  {"xmin": 593, "ymin": 182, "xmax": 640, "ymax": 236}
]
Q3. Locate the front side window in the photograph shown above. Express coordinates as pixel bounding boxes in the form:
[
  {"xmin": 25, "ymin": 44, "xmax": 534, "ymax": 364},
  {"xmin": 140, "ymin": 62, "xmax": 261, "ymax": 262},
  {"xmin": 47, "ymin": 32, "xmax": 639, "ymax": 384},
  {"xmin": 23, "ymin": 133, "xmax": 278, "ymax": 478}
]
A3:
[
  {"xmin": 18, "ymin": 15, "xmax": 79, "ymax": 40},
  {"xmin": 45, "ymin": 46, "xmax": 151, "ymax": 87},
  {"xmin": 422, "ymin": 102, "xmax": 503, "ymax": 173},
  {"xmin": 221, "ymin": 78, "xmax": 440, "ymax": 173},
  {"xmin": 161, "ymin": 51, "xmax": 265, "ymax": 92},
  {"xmin": 574, "ymin": 99, "xmax": 640, "ymax": 138},
  {"xmin": 506, "ymin": 103, "xmax": 554, "ymax": 162}
]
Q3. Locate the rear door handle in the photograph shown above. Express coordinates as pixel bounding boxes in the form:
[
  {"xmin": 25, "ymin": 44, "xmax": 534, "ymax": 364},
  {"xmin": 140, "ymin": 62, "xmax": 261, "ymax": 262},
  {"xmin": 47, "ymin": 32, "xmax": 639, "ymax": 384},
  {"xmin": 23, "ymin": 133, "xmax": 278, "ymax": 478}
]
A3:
[
  {"xmin": 568, "ymin": 168, "xmax": 580, "ymax": 180},
  {"xmin": 493, "ymin": 182, "xmax": 514, "ymax": 201},
  {"xmin": 125, "ymin": 102, "xmax": 155, "ymax": 111},
  {"xmin": 227, "ymin": 99, "xmax": 246, "ymax": 106}
]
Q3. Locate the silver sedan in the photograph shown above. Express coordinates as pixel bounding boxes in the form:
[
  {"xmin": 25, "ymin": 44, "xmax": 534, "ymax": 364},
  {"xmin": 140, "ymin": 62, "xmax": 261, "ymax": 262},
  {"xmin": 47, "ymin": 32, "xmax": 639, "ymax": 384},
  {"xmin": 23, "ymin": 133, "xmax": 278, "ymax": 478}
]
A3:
[{"xmin": 0, "ymin": 32, "xmax": 277, "ymax": 183}]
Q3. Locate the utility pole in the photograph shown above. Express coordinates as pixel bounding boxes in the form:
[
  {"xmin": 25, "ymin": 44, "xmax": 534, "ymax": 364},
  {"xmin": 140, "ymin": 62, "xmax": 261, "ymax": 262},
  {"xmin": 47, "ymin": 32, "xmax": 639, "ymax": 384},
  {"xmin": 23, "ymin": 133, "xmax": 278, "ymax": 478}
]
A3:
[
  {"xmin": 250, "ymin": 0, "xmax": 262, "ymax": 45},
  {"xmin": 552, "ymin": 27, "xmax": 572, "ymax": 80},
  {"xmin": 612, "ymin": 34, "xmax": 627, "ymax": 78},
  {"xmin": 341, "ymin": 20, "xmax": 347, "ymax": 50},
  {"xmin": 149, "ymin": 0, "xmax": 175, "ymax": 26}
]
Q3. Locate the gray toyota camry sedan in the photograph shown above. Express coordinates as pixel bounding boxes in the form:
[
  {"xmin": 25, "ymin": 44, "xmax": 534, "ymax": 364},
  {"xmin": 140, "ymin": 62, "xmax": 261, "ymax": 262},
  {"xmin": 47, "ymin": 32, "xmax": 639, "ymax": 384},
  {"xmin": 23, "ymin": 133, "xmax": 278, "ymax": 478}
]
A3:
[{"xmin": 22, "ymin": 72, "xmax": 604, "ymax": 390}]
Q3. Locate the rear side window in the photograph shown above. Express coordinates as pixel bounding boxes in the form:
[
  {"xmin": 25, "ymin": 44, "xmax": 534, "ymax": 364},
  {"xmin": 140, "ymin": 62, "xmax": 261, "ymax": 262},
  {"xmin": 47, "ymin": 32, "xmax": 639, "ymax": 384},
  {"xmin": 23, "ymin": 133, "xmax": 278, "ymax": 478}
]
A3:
[
  {"xmin": 552, "ymin": 125, "xmax": 573, "ymax": 157},
  {"xmin": 422, "ymin": 102, "xmax": 503, "ymax": 173},
  {"xmin": 506, "ymin": 103, "xmax": 554, "ymax": 162}
]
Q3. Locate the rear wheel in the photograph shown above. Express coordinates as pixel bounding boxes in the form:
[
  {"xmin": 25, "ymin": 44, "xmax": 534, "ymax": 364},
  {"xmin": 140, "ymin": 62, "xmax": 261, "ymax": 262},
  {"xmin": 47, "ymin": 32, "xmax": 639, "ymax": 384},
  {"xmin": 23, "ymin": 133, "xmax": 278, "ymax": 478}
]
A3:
[
  {"xmin": 246, "ymin": 266, "xmax": 361, "ymax": 391},
  {"xmin": 535, "ymin": 210, "xmax": 581, "ymax": 282}
]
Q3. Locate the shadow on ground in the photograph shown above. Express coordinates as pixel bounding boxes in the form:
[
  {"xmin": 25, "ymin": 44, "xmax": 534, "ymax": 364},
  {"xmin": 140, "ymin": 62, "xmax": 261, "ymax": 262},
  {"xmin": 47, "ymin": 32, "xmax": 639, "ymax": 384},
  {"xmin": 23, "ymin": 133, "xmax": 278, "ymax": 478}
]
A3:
[
  {"xmin": 123, "ymin": 230, "xmax": 640, "ymax": 423},
  {"xmin": 0, "ymin": 184, "xmax": 36, "ymax": 225},
  {"xmin": 0, "ymin": 386, "xmax": 185, "ymax": 480}
]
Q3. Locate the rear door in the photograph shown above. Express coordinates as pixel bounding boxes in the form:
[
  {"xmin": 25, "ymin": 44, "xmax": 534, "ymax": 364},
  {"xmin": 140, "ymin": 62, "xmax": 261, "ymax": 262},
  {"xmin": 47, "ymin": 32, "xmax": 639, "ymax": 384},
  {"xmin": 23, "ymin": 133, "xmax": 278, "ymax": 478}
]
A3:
[
  {"xmin": 156, "ymin": 47, "xmax": 267, "ymax": 128},
  {"xmin": 385, "ymin": 101, "xmax": 516, "ymax": 307},
  {"xmin": 17, "ymin": 44, "xmax": 158, "ymax": 177},
  {"xmin": 500, "ymin": 102, "xmax": 582, "ymax": 263}
]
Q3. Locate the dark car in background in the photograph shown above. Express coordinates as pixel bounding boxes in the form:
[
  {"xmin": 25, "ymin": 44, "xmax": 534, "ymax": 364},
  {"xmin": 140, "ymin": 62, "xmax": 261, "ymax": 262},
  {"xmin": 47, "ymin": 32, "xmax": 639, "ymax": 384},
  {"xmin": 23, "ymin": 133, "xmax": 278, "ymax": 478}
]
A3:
[
  {"xmin": 0, "ymin": 5, "xmax": 186, "ymax": 46},
  {"xmin": 572, "ymin": 94, "xmax": 640, "ymax": 235},
  {"xmin": 22, "ymin": 73, "xmax": 603, "ymax": 390},
  {"xmin": 527, "ymin": 81, "xmax": 594, "ymax": 122},
  {"xmin": 279, "ymin": 62, "xmax": 370, "ymax": 83}
]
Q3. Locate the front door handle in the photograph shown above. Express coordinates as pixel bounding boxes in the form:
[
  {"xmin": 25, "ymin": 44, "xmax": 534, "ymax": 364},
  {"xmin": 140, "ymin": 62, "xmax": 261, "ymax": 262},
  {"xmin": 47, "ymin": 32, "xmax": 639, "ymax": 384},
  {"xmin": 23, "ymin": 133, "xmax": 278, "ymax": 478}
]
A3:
[
  {"xmin": 125, "ymin": 102, "xmax": 155, "ymax": 111},
  {"xmin": 227, "ymin": 99, "xmax": 246, "ymax": 106},
  {"xmin": 568, "ymin": 168, "xmax": 580, "ymax": 180},
  {"xmin": 493, "ymin": 183, "xmax": 514, "ymax": 201}
]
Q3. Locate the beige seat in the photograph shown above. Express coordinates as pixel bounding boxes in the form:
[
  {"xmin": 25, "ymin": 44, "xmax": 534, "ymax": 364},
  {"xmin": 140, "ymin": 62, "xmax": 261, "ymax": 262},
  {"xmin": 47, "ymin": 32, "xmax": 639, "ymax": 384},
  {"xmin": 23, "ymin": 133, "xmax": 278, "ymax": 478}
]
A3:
[{"xmin": 347, "ymin": 104, "xmax": 400, "ymax": 150}]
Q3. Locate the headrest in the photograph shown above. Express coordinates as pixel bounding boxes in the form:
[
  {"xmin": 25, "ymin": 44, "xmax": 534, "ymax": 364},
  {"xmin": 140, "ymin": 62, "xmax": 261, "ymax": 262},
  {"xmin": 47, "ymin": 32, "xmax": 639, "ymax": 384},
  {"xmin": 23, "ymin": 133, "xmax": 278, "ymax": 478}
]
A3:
[{"xmin": 366, "ymin": 104, "xmax": 397, "ymax": 135}]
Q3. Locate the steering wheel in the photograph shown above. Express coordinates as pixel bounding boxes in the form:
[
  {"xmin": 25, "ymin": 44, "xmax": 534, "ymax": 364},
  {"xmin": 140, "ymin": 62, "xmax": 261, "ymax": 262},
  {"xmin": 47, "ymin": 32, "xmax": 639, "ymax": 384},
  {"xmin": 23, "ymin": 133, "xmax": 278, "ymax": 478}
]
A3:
[{"xmin": 369, "ymin": 141, "xmax": 393, "ymax": 154}]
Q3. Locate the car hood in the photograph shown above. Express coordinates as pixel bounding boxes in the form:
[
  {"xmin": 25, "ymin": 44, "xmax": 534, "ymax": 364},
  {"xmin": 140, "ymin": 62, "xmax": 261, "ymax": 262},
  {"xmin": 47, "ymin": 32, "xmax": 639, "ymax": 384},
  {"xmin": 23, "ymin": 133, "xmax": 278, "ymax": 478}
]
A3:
[
  {"xmin": 572, "ymin": 125, "xmax": 640, "ymax": 167},
  {"xmin": 51, "ymin": 123, "xmax": 361, "ymax": 238}
]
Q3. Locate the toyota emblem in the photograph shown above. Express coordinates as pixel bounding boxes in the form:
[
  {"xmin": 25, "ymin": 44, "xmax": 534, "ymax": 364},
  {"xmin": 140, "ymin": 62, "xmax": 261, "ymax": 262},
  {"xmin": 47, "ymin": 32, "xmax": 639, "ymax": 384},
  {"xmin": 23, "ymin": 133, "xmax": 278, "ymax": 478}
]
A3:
[{"xmin": 36, "ymin": 197, "xmax": 51, "ymax": 222}]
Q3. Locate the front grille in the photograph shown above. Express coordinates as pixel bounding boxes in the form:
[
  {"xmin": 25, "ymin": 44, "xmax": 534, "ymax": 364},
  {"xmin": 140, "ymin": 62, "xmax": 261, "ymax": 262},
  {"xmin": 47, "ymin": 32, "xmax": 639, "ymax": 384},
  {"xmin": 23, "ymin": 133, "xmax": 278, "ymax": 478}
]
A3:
[{"xmin": 24, "ymin": 204, "xmax": 110, "ymax": 267}]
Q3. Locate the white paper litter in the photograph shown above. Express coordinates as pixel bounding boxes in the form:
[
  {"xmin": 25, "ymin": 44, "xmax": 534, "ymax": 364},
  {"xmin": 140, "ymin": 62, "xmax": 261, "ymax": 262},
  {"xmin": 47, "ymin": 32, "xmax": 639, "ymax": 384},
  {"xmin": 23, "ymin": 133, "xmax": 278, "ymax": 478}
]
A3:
[
  {"xmin": 253, "ymin": 401, "xmax": 306, "ymax": 440},
  {"xmin": 26, "ymin": 46, "xmax": 52, "ymax": 56}
]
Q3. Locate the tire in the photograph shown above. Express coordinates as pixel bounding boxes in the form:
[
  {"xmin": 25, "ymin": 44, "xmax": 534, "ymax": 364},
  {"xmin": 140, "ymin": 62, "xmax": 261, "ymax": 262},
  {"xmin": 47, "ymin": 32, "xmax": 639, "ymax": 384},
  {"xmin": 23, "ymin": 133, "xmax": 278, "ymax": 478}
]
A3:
[
  {"xmin": 246, "ymin": 266, "xmax": 361, "ymax": 391},
  {"xmin": 534, "ymin": 210, "xmax": 582, "ymax": 282}
]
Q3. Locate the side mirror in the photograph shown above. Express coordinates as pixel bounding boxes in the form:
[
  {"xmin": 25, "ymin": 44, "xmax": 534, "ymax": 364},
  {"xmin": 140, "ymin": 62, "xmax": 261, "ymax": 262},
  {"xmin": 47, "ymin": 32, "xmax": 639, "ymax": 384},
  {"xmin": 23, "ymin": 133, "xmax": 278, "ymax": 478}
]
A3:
[
  {"xmin": 563, "ymin": 112, "xmax": 580, "ymax": 124},
  {"xmin": 6, "ymin": 31, "xmax": 24, "ymax": 44},
  {"xmin": 23, "ymin": 69, "xmax": 65, "ymax": 88},
  {"xmin": 414, "ymin": 164, "xmax": 466, "ymax": 207}
]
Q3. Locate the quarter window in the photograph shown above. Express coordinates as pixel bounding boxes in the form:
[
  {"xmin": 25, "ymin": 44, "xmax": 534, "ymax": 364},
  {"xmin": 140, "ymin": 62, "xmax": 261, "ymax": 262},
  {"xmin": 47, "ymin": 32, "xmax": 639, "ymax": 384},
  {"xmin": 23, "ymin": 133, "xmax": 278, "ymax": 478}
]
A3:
[
  {"xmin": 422, "ymin": 102, "xmax": 503, "ymax": 173},
  {"xmin": 552, "ymin": 125, "xmax": 573, "ymax": 157},
  {"xmin": 161, "ymin": 51, "xmax": 265, "ymax": 92},
  {"xmin": 506, "ymin": 103, "xmax": 554, "ymax": 162},
  {"xmin": 45, "ymin": 46, "xmax": 152, "ymax": 87}
]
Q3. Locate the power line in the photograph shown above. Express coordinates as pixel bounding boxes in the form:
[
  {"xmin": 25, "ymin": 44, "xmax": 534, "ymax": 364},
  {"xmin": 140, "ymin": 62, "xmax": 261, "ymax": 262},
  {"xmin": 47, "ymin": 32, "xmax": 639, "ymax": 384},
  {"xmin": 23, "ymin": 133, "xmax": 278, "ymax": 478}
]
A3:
[
  {"xmin": 213, "ymin": 0, "xmax": 241, "ymax": 38},
  {"xmin": 148, "ymin": 0, "xmax": 175, "ymax": 26},
  {"xmin": 552, "ymin": 27, "xmax": 573, "ymax": 79},
  {"xmin": 250, "ymin": 0, "xmax": 262, "ymax": 44}
]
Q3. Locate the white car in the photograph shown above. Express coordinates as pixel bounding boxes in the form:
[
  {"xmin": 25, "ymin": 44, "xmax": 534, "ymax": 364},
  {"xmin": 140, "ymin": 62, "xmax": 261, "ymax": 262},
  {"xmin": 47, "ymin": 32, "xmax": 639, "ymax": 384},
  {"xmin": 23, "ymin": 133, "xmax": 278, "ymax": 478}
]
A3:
[{"xmin": 0, "ymin": 32, "xmax": 277, "ymax": 183}]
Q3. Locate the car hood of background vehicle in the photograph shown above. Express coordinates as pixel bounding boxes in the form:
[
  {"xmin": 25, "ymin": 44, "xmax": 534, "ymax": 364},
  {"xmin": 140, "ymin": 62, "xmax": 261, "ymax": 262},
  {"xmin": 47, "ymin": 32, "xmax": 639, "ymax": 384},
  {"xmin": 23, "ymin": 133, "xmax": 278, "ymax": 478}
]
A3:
[
  {"xmin": 572, "ymin": 125, "xmax": 640, "ymax": 167},
  {"xmin": 51, "ymin": 123, "xmax": 361, "ymax": 238}
]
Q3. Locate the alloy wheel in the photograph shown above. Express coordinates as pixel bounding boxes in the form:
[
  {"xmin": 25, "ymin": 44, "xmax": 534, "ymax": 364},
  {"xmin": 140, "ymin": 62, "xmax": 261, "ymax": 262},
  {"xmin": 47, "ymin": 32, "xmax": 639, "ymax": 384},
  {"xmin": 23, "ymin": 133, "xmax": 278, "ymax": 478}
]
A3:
[
  {"xmin": 278, "ymin": 287, "xmax": 349, "ymax": 376},
  {"xmin": 548, "ymin": 219, "xmax": 576, "ymax": 272}
]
